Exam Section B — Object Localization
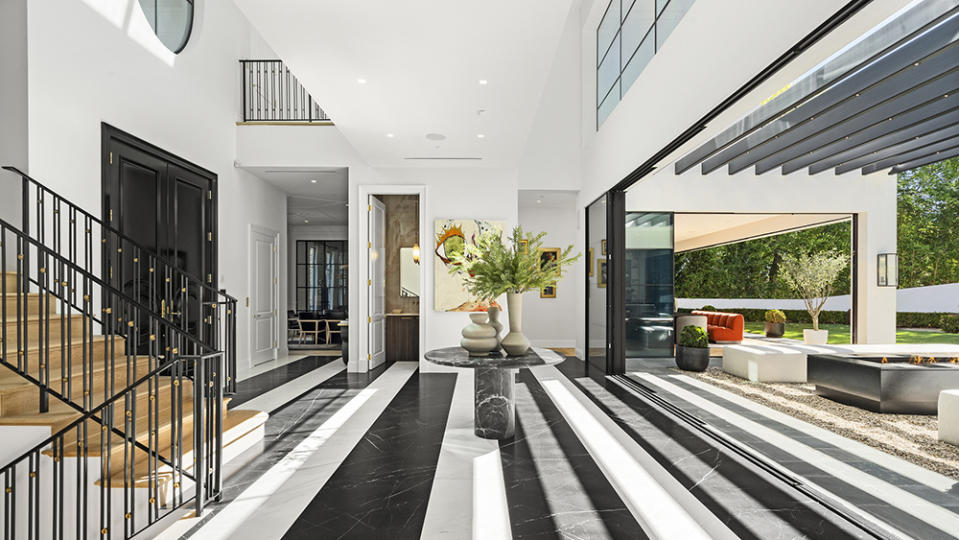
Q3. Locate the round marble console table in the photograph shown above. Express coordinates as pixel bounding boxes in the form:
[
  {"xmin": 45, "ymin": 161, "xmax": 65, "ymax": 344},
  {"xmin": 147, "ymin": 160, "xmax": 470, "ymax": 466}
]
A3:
[{"xmin": 424, "ymin": 347, "xmax": 564, "ymax": 439}]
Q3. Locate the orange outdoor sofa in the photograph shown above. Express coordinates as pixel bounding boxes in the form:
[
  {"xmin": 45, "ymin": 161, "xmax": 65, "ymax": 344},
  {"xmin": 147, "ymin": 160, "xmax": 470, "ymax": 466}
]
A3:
[{"xmin": 691, "ymin": 310, "xmax": 744, "ymax": 343}]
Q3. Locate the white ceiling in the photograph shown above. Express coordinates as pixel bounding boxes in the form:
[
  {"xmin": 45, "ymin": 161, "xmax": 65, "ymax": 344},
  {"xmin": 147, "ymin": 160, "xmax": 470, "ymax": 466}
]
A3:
[
  {"xmin": 243, "ymin": 166, "xmax": 349, "ymax": 225},
  {"xmin": 233, "ymin": 0, "xmax": 575, "ymax": 168},
  {"xmin": 674, "ymin": 213, "xmax": 850, "ymax": 252},
  {"xmin": 518, "ymin": 189, "xmax": 579, "ymax": 209}
]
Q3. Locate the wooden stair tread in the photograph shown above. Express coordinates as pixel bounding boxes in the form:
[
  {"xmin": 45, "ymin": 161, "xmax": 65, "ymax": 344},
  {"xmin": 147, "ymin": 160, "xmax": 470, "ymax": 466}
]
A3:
[{"xmin": 100, "ymin": 407, "xmax": 262, "ymax": 487}]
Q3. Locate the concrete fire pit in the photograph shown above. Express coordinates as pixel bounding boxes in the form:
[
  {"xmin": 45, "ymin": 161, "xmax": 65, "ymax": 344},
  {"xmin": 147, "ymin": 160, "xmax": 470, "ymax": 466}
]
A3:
[{"xmin": 807, "ymin": 354, "xmax": 959, "ymax": 414}]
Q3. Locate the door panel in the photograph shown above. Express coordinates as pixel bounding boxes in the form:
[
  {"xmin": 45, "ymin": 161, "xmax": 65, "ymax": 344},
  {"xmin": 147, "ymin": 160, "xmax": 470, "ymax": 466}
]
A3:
[
  {"xmin": 250, "ymin": 229, "xmax": 277, "ymax": 366},
  {"xmin": 368, "ymin": 197, "xmax": 386, "ymax": 369}
]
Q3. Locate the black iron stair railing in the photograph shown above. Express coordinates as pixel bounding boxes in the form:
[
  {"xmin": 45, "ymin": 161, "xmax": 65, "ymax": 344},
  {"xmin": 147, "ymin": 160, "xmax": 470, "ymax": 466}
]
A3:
[
  {"xmin": 2, "ymin": 166, "xmax": 237, "ymax": 404},
  {"xmin": 0, "ymin": 218, "xmax": 224, "ymax": 539},
  {"xmin": 240, "ymin": 59, "xmax": 331, "ymax": 123}
]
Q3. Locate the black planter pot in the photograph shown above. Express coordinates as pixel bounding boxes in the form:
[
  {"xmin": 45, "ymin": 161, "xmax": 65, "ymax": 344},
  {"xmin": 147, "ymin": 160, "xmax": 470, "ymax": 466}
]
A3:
[
  {"xmin": 765, "ymin": 322, "xmax": 785, "ymax": 338},
  {"xmin": 675, "ymin": 345, "xmax": 709, "ymax": 371},
  {"xmin": 340, "ymin": 323, "xmax": 349, "ymax": 365}
]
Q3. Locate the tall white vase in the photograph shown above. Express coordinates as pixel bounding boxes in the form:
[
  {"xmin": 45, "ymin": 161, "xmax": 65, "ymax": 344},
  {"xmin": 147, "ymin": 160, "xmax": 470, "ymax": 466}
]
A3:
[{"xmin": 501, "ymin": 292, "xmax": 530, "ymax": 356}]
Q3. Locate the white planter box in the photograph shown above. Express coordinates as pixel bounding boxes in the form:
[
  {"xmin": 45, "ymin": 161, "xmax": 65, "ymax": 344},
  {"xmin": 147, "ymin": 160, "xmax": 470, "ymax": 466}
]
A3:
[{"xmin": 804, "ymin": 329, "xmax": 829, "ymax": 345}]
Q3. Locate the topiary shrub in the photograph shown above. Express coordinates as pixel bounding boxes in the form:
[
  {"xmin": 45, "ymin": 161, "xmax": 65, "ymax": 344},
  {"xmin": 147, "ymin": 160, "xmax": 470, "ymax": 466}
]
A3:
[
  {"xmin": 764, "ymin": 309, "xmax": 786, "ymax": 324},
  {"xmin": 679, "ymin": 325, "xmax": 709, "ymax": 348},
  {"xmin": 700, "ymin": 304, "xmax": 717, "ymax": 312},
  {"xmin": 940, "ymin": 314, "xmax": 959, "ymax": 334}
]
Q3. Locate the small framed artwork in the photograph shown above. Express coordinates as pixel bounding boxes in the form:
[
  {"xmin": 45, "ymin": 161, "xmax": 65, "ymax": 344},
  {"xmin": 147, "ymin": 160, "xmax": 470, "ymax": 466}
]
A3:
[
  {"xmin": 588, "ymin": 247, "xmax": 594, "ymax": 277},
  {"xmin": 540, "ymin": 284, "xmax": 556, "ymax": 298},
  {"xmin": 539, "ymin": 248, "xmax": 560, "ymax": 298},
  {"xmin": 518, "ymin": 239, "xmax": 529, "ymax": 254},
  {"xmin": 601, "ymin": 239, "xmax": 607, "ymax": 256},
  {"xmin": 597, "ymin": 259, "xmax": 607, "ymax": 288}
]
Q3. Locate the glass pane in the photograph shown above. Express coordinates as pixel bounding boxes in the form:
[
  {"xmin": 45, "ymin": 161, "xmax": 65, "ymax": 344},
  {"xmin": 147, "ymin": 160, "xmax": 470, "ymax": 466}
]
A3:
[
  {"xmin": 296, "ymin": 241, "xmax": 306, "ymax": 263},
  {"xmin": 621, "ymin": 0, "xmax": 654, "ymax": 68},
  {"xmin": 598, "ymin": 80, "xmax": 620, "ymax": 126},
  {"xmin": 587, "ymin": 197, "xmax": 609, "ymax": 372},
  {"xmin": 138, "ymin": 0, "xmax": 194, "ymax": 54},
  {"xmin": 656, "ymin": 0, "xmax": 694, "ymax": 50},
  {"xmin": 624, "ymin": 212, "xmax": 674, "ymax": 358},
  {"xmin": 597, "ymin": 0, "xmax": 621, "ymax": 64},
  {"xmin": 597, "ymin": 33, "xmax": 621, "ymax": 101},
  {"xmin": 622, "ymin": 0, "xmax": 636, "ymax": 20},
  {"xmin": 621, "ymin": 34, "xmax": 654, "ymax": 95},
  {"xmin": 656, "ymin": 0, "xmax": 669, "ymax": 15}
]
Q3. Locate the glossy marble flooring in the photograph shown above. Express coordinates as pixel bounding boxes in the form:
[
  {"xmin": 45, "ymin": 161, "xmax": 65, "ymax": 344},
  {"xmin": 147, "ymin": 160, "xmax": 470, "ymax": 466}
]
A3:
[{"xmin": 156, "ymin": 355, "xmax": 959, "ymax": 539}]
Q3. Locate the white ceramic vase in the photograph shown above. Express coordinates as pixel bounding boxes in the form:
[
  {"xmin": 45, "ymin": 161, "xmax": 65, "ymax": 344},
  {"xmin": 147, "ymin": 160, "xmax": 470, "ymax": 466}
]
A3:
[
  {"xmin": 487, "ymin": 306, "xmax": 503, "ymax": 349},
  {"xmin": 803, "ymin": 329, "xmax": 829, "ymax": 345},
  {"xmin": 501, "ymin": 292, "xmax": 530, "ymax": 356},
  {"xmin": 461, "ymin": 312, "xmax": 498, "ymax": 356}
]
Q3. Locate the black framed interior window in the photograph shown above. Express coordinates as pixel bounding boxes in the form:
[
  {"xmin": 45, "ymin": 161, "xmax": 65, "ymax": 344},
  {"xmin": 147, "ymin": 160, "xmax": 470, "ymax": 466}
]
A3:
[{"xmin": 296, "ymin": 240, "xmax": 348, "ymax": 312}]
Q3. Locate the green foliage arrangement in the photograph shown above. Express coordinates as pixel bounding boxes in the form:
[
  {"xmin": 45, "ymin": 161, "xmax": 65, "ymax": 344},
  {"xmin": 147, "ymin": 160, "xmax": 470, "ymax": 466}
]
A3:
[
  {"xmin": 700, "ymin": 304, "xmax": 717, "ymax": 312},
  {"xmin": 780, "ymin": 251, "xmax": 849, "ymax": 331},
  {"xmin": 679, "ymin": 325, "xmax": 709, "ymax": 348},
  {"xmin": 447, "ymin": 226, "xmax": 580, "ymax": 300},
  {"xmin": 940, "ymin": 314, "xmax": 959, "ymax": 334},
  {"xmin": 764, "ymin": 309, "xmax": 786, "ymax": 324}
]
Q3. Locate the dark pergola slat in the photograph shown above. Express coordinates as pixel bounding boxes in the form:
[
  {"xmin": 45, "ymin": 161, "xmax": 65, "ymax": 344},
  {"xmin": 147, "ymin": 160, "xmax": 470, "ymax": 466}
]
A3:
[
  {"xmin": 673, "ymin": 0, "xmax": 959, "ymax": 174},
  {"xmin": 889, "ymin": 145, "xmax": 959, "ymax": 173},
  {"xmin": 701, "ymin": 12, "xmax": 959, "ymax": 174},
  {"xmin": 859, "ymin": 135, "xmax": 959, "ymax": 174},
  {"xmin": 755, "ymin": 77, "xmax": 959, "ymax": 173},
  {"xmin": 836, "ymin": 124, "xmax": 959, "ymax": 173},
  {"xmin": 729, "ymin": 43, "xmax": 959, "ymax": 174},
  {"xmin": 780, "ymin": 103, "xmax": 959, "ymax": 174}
]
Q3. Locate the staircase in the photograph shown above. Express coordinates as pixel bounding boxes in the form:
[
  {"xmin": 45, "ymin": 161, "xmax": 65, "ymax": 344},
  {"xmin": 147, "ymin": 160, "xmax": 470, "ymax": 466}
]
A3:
[{"xmin": 0, "ymin": 168, "xmax": 262, "ymax": 539}]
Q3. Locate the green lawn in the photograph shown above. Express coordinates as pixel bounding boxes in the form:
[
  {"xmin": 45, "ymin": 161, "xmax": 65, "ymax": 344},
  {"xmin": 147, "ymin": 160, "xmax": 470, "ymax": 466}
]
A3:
[{"xmin": 742, "ymin": 322, "xmax": 959, "ymax": 345}]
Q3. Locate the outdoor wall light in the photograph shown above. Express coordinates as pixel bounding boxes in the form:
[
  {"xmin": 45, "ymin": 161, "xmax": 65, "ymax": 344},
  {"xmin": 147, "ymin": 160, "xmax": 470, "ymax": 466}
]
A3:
[{"xmin": 877, "ymin": 253, "xmax": 898, "ymax": 287}]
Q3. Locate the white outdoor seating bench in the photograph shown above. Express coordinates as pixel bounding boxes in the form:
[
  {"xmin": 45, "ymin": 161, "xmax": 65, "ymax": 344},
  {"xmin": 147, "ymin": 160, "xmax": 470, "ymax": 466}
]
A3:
[
  {"xmin": 940, "ymin": 390, "xmax": 959, "ymax": 446},
  {"xmin": 721, "ymin": 343, "xmax": 828, "ymax": 383}
]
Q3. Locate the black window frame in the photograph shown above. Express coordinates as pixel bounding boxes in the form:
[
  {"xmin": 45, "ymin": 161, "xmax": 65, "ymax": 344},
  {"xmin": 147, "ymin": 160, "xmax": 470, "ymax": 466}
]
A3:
[{"xmin": 295, "ymin": 240, "xmax": 348, "ymax": 313}]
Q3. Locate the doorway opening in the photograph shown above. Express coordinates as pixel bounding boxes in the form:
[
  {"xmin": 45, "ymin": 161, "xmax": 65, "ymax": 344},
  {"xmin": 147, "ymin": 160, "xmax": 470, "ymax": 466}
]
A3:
[{"xmin": 359, "ymin": 187, "xmax": 426, "ymax": 373}]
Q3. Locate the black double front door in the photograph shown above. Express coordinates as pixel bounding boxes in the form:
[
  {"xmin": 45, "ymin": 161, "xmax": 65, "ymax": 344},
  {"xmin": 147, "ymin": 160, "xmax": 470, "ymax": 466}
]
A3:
[{"xmin": 102, "ymin": 124, "xmax": 217, "ymax": 345}]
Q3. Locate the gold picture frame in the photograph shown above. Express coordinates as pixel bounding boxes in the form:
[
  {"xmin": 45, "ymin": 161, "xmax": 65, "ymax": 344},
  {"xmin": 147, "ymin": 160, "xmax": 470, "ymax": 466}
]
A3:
[
  {"xmin": 538, "ymin": 247, "xmax": 560, "ymax": 299},
  {"xmin": 601, "ymin": 239, "xmax": 607, "ymax": 256},
  {"xmin": 518, "ymin": 239, "xmax": 529, "ymax": 254},
  {"xmin": 597, "ymin": 259, "xmax": 607, "ymax": 288},
  {"xmin": 588, "ymin": 247, "xmax": 594, "ymax": 277}
]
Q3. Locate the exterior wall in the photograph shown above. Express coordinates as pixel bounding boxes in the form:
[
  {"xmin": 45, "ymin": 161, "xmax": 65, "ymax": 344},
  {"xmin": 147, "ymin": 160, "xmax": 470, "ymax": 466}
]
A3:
[
  {"xmin": 518, "ymin": 194, "xmax": 583, "ymax": 352},
  {"xmin": 25, "ymin": 0, "xmax": 289, "ymax": 380}
]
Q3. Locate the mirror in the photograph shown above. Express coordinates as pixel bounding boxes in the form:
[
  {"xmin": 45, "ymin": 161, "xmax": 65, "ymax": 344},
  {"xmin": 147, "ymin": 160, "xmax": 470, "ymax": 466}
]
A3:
[
  {"xmin": 138, "ymin": 0, "xmax": 194, "ymax": 54},
  {"xmin": 400, "ymin": 248, "xmax": 420, "ymax": 297}
]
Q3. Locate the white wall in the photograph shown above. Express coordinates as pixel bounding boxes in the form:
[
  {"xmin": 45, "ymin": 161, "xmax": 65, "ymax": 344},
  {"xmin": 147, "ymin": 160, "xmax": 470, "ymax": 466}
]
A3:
[
  {"xmin": 0, "ymin": 0, "xmax": 28, "ymax": 252},
  {"xmin": 237, "ymin": 125, "xmax": 520, "ymax": 372},
  {"xmin": 518, "ymin": 194, "xmax": 582, "ymax": 351},
  {"xmin": 287, "ymin": 224, "xmax": 348, "ymax": 309},
  {"xmin": 26, "ymin": 0, "xmax": 289, "ymax": 380}
]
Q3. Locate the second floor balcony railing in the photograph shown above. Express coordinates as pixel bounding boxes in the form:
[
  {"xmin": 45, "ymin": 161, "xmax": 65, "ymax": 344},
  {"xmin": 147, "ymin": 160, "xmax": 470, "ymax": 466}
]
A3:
[{"xmin": 240, "ymin": 59, "xmax": 331, "ymax": 123}]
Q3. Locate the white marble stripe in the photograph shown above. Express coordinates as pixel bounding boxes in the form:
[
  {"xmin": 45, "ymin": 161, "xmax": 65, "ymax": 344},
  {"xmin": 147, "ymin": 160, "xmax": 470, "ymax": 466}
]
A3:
[
  {"xmin": 633, "ymin": 373, "xmax": 954, "ymax": 539},
  {"xmin": 530, "ymin": 366, "xmax": 736, "ymax": 540},
  {"xmin": 420, "ymin": 369, "xmax": 509, "ymax": 539},
  {"xmin": 234, "ymin": 360, "xmax": 346, "ymax": 413},
  {"xmin": 669, "ymin": 372, "xmax": 957, "ymax": 493},
  {"xmin": 189, "ymin": 361, "xmax": 418, "ymax": 540}
]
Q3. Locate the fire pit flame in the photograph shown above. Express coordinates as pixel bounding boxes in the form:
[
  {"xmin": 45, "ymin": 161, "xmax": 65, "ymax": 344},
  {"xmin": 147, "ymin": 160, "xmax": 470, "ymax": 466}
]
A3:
[
  {"xmin": 881, "ymin": 356, "xmax": 889, "ymax": 364},
  {"xmin": 909, "ymin": 355, "xmax": 922, "ymax": 365}
]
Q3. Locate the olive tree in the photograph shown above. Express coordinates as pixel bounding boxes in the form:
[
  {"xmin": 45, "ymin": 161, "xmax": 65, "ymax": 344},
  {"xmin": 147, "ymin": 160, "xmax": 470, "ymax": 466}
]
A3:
[{"xmin": 780, "ymin": 251, "xmax": 849, "ymax": 331}]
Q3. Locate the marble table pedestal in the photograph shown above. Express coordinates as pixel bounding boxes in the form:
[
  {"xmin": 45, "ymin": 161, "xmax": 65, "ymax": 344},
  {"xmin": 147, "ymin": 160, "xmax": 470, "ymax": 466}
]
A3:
[{"xmin": 424, "ymin": 346, "xmax": 564, "ymax": 440}]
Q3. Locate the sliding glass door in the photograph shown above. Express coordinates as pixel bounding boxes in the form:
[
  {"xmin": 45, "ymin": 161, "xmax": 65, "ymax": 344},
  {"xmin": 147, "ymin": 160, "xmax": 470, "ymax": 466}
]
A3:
[
  {"xmin": 624, "ymin": 213, "xmax": 674, "ymax": 358},
  {"xmin": 586, "ymin": 197, "xmax": 608, "ymax": 373}
]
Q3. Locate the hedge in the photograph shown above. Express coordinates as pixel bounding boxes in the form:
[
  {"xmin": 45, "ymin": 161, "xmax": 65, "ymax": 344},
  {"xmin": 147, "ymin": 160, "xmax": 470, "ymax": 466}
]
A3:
[{"xmin": 677, "ymin": 307, "xmax": 957, "ymax": 329}]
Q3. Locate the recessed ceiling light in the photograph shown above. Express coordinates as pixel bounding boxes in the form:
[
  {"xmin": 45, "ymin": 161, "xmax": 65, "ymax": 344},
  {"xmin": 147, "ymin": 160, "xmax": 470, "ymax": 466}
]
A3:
[
  {"xmin": 310, "ymin": 179, "xmax": 317, "ymax": 183},
  {"xmin": 426, "ymin": 133, "xmax": 447, "ymax": 141},
  {"xmin": 477, "ymin": 134, "xmax": 485, "ymax": 139},
  {"xmin": 478, "ymin": 79, "xmax": 488, "ymax": 85},
  {"xmin": 304, "ymin": 219, "xmax": 309, "ymax": 223},
  {"xmin": 356, "ymin": 78, "xmax": 367, "ymax": 84},
  {"xmin": 536, "ymin": 198, "xmax": 542, "ymax": 204},
  {"xmin": 386, "ymin": 133, "xmax": 395, "ymax": 138}
]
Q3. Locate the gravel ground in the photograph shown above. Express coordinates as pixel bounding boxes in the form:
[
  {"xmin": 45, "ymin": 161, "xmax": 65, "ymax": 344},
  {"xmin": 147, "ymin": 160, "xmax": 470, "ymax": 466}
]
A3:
[{"xmin": 677, "ymin": 367, "xmax": 959, "ymax": 480}]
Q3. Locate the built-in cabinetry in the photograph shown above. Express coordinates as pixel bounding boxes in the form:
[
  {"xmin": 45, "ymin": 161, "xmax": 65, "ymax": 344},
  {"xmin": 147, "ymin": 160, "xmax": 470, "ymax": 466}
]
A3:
[{"xmin": 386, "ymin": 314, "xmax": 419, "ymax": 361}]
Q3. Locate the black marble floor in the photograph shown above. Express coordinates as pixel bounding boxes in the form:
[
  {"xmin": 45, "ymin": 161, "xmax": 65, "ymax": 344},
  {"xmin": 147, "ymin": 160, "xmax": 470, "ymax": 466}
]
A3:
[
  {"xmin": 170, "ymin": 356, "xmax": 959, "ymax": 540},
  {"xmin": 229, "ymin": 355, "xmax": 343, "ymax": 409}
]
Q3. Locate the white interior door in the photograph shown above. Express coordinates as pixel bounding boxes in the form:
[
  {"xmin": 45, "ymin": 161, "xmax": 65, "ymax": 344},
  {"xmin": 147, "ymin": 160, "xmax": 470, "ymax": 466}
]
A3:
[
  {"xmin": 250, "ymin": 227, "xmax": 277, "ymax": 366},
  {"xmin": 368, "ymin": 196, "xmax": 386, "ymax": 369}
]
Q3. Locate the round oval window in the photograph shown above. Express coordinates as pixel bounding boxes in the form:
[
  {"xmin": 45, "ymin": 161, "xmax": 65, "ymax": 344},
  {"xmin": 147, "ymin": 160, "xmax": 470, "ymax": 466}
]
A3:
[{"xmin": 138, "ymin": 0, "xmax": 194, "ymax": 54}]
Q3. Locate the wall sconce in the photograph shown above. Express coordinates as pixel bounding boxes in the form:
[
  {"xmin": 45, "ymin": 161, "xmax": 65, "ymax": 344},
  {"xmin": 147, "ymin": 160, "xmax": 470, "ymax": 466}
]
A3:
[
  {"xmin": 412, "ymin": 243, "xmax": 420, "ymax": 264},
  {"xmin": 877, "ymin": 253, "xmax": 898, "ymax": 287}
]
